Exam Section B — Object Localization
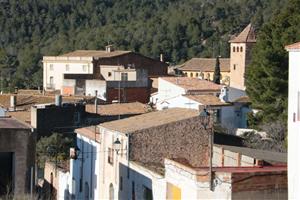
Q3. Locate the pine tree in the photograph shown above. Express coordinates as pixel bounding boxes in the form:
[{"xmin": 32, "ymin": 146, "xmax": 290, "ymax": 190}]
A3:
[
  {"xmin": 213, "ymin": 56, "xmax": 221, "ymax": 84},
  {"xmin": 245, "ymin": 0, "xmax": 300, "ymax": 123}
]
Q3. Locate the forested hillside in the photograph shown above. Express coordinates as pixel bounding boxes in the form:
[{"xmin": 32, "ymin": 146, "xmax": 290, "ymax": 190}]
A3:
[{"xmin": 0, "ymin": 0, "xmax": 287, "ymax": 90}]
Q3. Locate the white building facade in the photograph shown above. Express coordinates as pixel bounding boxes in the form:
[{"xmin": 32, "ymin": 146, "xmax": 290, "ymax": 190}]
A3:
[{"xmin": 286, "ymin": 42, "xmax": 300, "ymax": 199}]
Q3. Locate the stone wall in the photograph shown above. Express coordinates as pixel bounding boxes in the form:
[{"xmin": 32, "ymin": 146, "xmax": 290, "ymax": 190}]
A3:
[
  {"xmin": 129, "ymin": 116, "xmax": 211, "ymax": 167},
  {"xmin": 0, "ymin": 128, "xmax": 35, "ymax": 195}
]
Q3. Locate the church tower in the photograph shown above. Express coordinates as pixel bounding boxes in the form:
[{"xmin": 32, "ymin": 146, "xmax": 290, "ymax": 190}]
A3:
[{"xmin": 229, "ymin": 24, "xmax": 256, "ymax": 90}]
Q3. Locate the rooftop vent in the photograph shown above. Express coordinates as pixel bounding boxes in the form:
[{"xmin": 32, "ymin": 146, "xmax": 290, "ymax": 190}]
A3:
[{"xmin": 105, "ymin": 45, "xmax": 114, "ymax": 53}]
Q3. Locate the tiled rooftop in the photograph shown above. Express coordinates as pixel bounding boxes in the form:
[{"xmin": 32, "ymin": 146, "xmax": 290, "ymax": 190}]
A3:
[
  {"xmin": 229, "ymin": 24, "xmax": 256, "ymax": 43},
  {"xmin": 179, "ymin": 58, "xmax": 230, "ymax": 72},
  {"xmin": 0, "ymin": 117, "xmax": 31, "ymax": 129},
  {"xmin": 0, "ymin": 94, "xmax": 88, "ymax": 110},
  {"xmin": 59, "ymin": 50, "xmax": 131, "ymax": 58},
  {"xmin": 233, "ymin": 95, "xmax": 251, "ymax": 104},
  {"xmin": 100, "ymin": 108, "xmax": 199, "ymax": 133},
  {"xmin": 285, "ymin": 41, "xmax": 300, "ymax": 50},
  {"xmin": 184, "ymin": 94, "xmax": 230, "ymax": 106},
  {"xmin": 161, "ymin": 77, "xmax": 222, "ymax": 92},
  {"xmin": 86, "ymin": 102, "xmax": 150, "ymax": 116}
]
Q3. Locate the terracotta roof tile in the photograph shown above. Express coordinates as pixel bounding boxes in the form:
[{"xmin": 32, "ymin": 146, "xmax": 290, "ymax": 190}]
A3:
[
  {"xmin": 86, "ymin": 102, "xmax": 149, "ymax": 116},
  {"xmin": 229, "ymin": 24, "xmax": 256, "ymax": 43},
  {"xmin": 285, "ymin": 41, "xmax": 300, "ymax": 50},
  {"xmin": 179, "ymin": 58, "xmax": 230, "ymax": 72},
  {"xmin": 0, "ymin": 117, "xmax": 31, "ymax": 129},
  {"xmin": 233, "ymin": 96, "xmax": 251, "ymax": 104},
  {"xmin": 0, "ymin": 94, "xmax": 89, "ymax": 110},
  {"xmin": 59, "ymin": 50, "xmax": 131, "ymax": 58},
  {"xmin": 100, "ymin": 108, "xmax": 199, "ymax": 133},
  {"xmin": 161, "ymin": 77, "xmax": 222, "ymax": 92},
  {"xmin": 184, "ymin": 95, "xmax": 230, "ymax": 106}
]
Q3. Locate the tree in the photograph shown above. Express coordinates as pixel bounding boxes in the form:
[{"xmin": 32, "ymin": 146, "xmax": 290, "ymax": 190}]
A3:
[
  {"xmin": 36, "ymin": 133, "xmax": 74, "ymax": 168},
  {"xmin": 245, "ymin": 0, "xmax": 300, "ymax": 123},
  {"xmin": 213, "ymin": 56, "xmax": 221, "ymax": 84}
]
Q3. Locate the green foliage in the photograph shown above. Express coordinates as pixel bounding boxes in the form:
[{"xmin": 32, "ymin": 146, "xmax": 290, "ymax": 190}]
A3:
[
  {"xmin": 0, "ymin": 0, "xmax": 285, "ymax": 88},
  {"xmin": 246, "ymin": 0, "xmax": 300, "ymax": 123},
  {"xmin": 0, "ymin": 0, "xmax": 287, "ymax": 90},
  {"xmin": 213, "ymin": 56, "xmax": 221, "ymax": 84},
  {"xmin": 36, "ymin": 133, "xmax": 75, "ymax": 168}
]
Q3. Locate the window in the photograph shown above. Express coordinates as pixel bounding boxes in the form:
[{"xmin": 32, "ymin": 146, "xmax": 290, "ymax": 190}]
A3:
[
  {"xmin": 108, "ymin": 72, "xmax": 112, "ymax": 77},
  {"xmin": 298, "ymin": 91, "xmax": 300, "ymax": 121},
  {"xmin": 66, "ymin": 64, "xmax": 70, "ymax": 71},
  {"xmin": 237, "ymin": 47, "xmax": 240, "ymax": 52},
  {"xmin": 121, "ymin": 73, "xmax": 128, "ymax": 81},
  {"xmin": 82, "ymin": 65, "xmax": 87, "ymax": 72},
  {"xmin": 184, "ymin": 72, "xmax": 187, "ymax": 77},
  {"xmin": 84, "ymin": 182, "xmax": 89, "ymax": 200},
  {"xmin": 108, "ymin": 147, "xmax": 113, "ymax": 164},
  {"xmin": 240, "ymin": 46, "xmax": 243, "ymax": 52},
  {"xmin": 132, "ymin": 181, "xmax": 135, "ymax": 200},
  {"xmin": 233, "ymin": 46, "xmax": 236, "ymax": 52},
  {"xmin": 119, "ymin": 176, "xmax": 123, "ymax": 191},
  {"xmin": 49, "ymin": 64, "xmax": 54, "ymax": 71},
  {"xmin": 196, "ymin": 73, "xmax": 199, "ymax": 77},
  {"xmin": 190, "ymin": 73, "xmax": 193, "ymax": 77},
  {"xmin": 109, "ymin": 184, "xmax": 114, "ymax": 200},
  {"xmin": 50, "ymin": 76, "xmax": 54, "ymax": 84},
  {"xmin": 206, "ymin": 73, "xmax": 210, "ymax": 80},
  {"xmin": 233, "ymin": 64, "xmax": 237, "ymax": 70},
  {"xmin": 143, "ymin": 186, "xmax": 153, "ymax": 200}
]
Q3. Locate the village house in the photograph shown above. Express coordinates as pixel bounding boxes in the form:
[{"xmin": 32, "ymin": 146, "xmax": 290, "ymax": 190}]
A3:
[
  {"xmin": 151, "ymin": 77, "xmax": 251, "ymax": 132},
  {"xmin": 43, "ymin": 46, "xmax": 168, "ymax": 103},
  {"xmin": 0, "ymin": 117, "xmax": 36, "ymax": 197},
  {"xmin": 49, "ymin": 108, "xmax": 287, "ymax": 200},
  {"xmin": 179, "ymin": 58, "xmax": 230, "ymax": 85},
  {"xmin": 286, "ymin": 42, "xmax": 300, "ymax": 199}
]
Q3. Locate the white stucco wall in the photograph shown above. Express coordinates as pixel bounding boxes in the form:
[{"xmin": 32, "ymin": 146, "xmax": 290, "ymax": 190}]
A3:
[
  {"xmin": 85, "ymin": 80, "xmax": 107, "ymax": 99},
  {"xmin": 288, "ymin": 50, "xmax": 300, "ymax": 199},
  {"xmin": 156, "ymin": 78, "xmax": 185, "ymax": 103},
  {"xmin": 70, "ymin": 134, "xmax": 101, "ymax": 200},
  {"xmin": 43, "ymin": 57, "xmax": 93, "ymax": 91}
]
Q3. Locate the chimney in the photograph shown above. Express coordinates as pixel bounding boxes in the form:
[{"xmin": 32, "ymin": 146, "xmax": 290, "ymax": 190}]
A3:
[
  {"xmin": 160, "ymin": 54, "xmax": 164, "ymax": 62},
  {"xmin": 55, "ymin": 94, "xmax": 62, "ymax": 107},
  {"xmin": 219, "ymin": 86, "xmax": 229, "ymax": 102},
  {"xmin": 105, "ymin": 45, "xmax": 114, "ymax": 53},
  {"xmin": 10, "ymin": 95, "xmax": 16, "ymax": 111}
]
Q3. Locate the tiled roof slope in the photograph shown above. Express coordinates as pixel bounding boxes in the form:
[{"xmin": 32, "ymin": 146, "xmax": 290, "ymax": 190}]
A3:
[
  {"xmin": 285, "ymin": 41, "xmax": 300, "ymax": 50},
  {"xmin": 161, "ymin": 77, "xmax": 222, "ymax": 92},
  {"xmin": 184, "ymin": 95, "xmax": 230, "ymax": 106},
  {"xmin": 100, "ymin": 108, "xmax": 199, "ymax": 133},
  {"xmin": 59, "ymin": 50, "xmax": 131, "ymax": 58},
  {"xmin": 229, "ymin": 24, "xmax": 256, "ymax": 43},
  {"xmin": 179, "ymin": 58, "xmax": 230, "ymax": 72},
  {"xmin": 86, "ymin": 102, "xmax": 149, "ymax": 116}
]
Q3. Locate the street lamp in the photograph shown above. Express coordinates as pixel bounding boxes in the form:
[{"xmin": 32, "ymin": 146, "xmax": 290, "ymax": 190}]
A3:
[
  {"xmin": 113, "ymin": 138, "xmax": 122, "ymax": 155},
  {"xmin": 199, "ymin": 107, "xmax": 214, "ymax": 191}
]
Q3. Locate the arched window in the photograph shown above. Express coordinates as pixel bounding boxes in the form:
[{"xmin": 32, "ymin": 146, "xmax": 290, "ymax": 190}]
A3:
[
  {"xmin": 237, "ymin": 47, "xmax": 240, "ymax": 52},
  {"xmin": 190, "ymin": 73, "xmax": 193, "ymax": 77},
  {"xmin": 184, "ymin": 72, "xmax": 187, "ymax": 77},
  {"xmin": 206, "ymin": 73, "xmax": 210, "ymax": 80},
  {"xmin": 200, "ymin": 72, "xmax": 204, "ymax": 79},
  {"xmin": 233, "ymin": 46, "xmax": 236, "ymax": 52},
  {"xmin": 196, "ymin": 73, "xmax": 199, "ymax": 77},
  {"xmin": 84, "ymin": 182, "xmax": 89, "ymax": 200},
  {"xmin": 109, "ymin": 183, "xmax": 114, "ymax": 200},
  {"xmin": 240, "ymin": 46, "xmax": 243, "ymax": 52}
]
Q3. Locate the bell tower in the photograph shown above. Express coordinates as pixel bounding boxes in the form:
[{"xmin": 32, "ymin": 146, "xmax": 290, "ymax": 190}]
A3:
[{"xmin": 229, "ymin": 24, "xmax": 256, "ymax": 90}]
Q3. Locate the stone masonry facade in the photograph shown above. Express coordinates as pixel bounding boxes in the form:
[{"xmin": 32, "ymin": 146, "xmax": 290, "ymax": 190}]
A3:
[{"xmin": 129, "ymin": 116, "xmax": 211, "ymax": 167}]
